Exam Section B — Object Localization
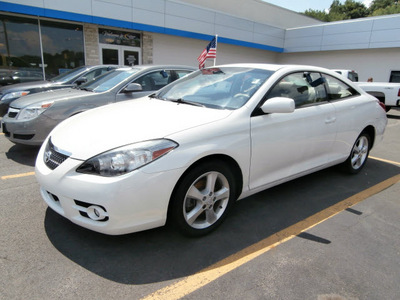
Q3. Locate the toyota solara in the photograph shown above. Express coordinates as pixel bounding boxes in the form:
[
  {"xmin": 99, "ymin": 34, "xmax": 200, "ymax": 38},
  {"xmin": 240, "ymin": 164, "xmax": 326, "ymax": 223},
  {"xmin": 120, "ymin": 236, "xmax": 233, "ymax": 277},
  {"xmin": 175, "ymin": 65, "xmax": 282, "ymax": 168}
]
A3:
[{"xmin": 35, "ymin": 64, "xmax": 387, "ymax": 236}]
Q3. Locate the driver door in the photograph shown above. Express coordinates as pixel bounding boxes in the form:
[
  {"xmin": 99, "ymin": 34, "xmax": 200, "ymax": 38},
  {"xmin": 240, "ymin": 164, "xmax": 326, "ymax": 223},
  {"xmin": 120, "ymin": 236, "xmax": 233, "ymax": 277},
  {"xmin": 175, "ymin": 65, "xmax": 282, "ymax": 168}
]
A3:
[{"xmin": 249, "ymin": 71, "xmax": 337, "ymax": 190}]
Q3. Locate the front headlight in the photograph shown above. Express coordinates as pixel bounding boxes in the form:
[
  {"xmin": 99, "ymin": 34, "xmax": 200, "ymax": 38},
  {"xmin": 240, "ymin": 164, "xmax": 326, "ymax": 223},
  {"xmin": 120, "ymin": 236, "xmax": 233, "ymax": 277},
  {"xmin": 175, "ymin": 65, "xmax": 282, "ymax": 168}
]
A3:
[
  {"xmin": 17, "ymin": 102, "xmax": 54, "ymax": 121},
  {"xmin": 76, "ymin": 139, "xmax": 179, "ymax": 177},
  {"xmin": 1, "ymin": 91, "xmax": 30, "ymax": 102}
]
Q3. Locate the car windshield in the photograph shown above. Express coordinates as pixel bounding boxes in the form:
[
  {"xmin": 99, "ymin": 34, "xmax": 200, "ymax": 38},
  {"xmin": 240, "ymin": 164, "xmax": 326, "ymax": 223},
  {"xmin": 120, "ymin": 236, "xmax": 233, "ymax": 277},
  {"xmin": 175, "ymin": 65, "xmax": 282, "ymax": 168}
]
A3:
[
  {"xmin": 50, "ymin": 66, "xmax": 88, "ymax": 83},
  {"xmin": 156, "ymin": 67, "xmax": 273, "ymax": 109},
  {"xmin": 79, "ymin": 69, "xmax": 141, "ymax": 93}
]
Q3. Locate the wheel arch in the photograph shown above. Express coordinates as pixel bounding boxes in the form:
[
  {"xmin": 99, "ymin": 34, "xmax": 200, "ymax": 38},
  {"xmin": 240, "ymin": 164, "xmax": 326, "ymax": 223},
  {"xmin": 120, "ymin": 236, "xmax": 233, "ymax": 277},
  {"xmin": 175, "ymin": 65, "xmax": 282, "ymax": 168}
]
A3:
[
  {"xmin": 167, "ymin": 154, "xmax": 244, "ymax": 214},
  {"xmin": 362, "ymin": 125, "xmax": 376, "ymax": 149}
]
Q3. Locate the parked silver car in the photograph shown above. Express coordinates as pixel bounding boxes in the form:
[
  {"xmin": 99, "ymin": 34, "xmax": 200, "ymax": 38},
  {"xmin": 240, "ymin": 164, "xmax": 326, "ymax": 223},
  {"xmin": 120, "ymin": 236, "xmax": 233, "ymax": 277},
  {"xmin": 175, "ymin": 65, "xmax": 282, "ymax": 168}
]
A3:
[
  {"xmin": 0, "ymin": 65, "xmax": 117, "ymax": 115},
  {"xmin": 1, "ymin": 65, "xmax": 195, "ymax": 145}
]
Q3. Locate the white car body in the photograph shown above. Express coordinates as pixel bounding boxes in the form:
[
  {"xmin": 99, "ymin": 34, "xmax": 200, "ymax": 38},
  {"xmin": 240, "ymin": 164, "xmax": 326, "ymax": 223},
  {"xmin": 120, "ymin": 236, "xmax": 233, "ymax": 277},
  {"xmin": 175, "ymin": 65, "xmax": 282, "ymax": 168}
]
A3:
[{"xmin": 35, "ymin": 64, "xmax": 387, "ymax": 236}]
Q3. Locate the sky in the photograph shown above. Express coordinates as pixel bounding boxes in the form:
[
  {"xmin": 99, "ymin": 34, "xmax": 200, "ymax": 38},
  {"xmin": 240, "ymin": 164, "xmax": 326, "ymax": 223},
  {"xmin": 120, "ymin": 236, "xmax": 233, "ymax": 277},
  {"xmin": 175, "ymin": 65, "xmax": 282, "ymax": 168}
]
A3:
[{"xmin": 262, "ymin": 0, "xmax": 373, "ymax": 13}]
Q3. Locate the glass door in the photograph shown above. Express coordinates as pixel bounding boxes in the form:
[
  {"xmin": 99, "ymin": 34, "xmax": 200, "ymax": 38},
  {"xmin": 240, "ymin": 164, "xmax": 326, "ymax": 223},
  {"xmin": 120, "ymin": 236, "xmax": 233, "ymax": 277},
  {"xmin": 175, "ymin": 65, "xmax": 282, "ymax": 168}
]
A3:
[
  {"xmin": 101, "ymin": 48, "xmax": 119, "ymax": 65},
  {"xmin": 124, "ymin": 50, "xmax": 139, "ymax": 66},
  {"xmin": 100, "ymin": 44, "xmax": 141, "ymax": 66}
]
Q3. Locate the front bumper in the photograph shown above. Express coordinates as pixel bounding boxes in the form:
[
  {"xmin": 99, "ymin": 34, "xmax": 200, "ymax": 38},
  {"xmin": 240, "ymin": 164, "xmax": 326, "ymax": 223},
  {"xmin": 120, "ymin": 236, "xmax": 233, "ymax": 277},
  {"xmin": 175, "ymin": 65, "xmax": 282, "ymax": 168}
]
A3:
[
  {"xmin": 2, "ymin": 113, "xmax": 58, "ymax": 146},
  {"xmin": 35, "ymin": 140, "xmax": 184, "ymax": 235}
]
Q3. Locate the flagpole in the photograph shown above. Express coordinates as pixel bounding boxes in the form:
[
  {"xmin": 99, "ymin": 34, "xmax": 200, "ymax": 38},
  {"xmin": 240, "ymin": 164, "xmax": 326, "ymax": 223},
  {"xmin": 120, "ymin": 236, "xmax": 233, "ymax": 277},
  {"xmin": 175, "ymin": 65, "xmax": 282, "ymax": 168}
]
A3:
[{"xmin": 214, "ymin": 35, "xmax": 218, "ymax": 66}]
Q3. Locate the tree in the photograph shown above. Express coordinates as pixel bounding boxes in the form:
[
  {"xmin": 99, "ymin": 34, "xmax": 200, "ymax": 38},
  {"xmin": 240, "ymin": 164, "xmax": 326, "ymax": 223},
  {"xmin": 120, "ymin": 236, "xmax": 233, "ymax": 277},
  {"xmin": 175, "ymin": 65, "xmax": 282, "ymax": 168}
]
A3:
[
  {"xmin": 369, "ymin": 0, "xmax": 400, "ymax": 16},
  {"xmin": 342, "ymin": 0, "xmax": 369, "ymax": 19},
  {"xmin": 303, "ymin": 0, "xmax": 399, "ymax": 21},
  {"xmin": 369, "ymin": 0, "xmax": 397, "ymax": 11},
  {"xmin": 303, "ymin": 9, "xmax": 330, "ymax": 21}
]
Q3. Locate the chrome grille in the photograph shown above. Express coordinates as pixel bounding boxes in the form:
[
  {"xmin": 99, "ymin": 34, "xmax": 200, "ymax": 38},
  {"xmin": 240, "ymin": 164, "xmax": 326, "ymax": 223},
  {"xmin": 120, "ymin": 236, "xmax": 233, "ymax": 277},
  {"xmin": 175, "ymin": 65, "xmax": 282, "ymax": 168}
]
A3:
[{"xmin": 44, "ymin": 138, "xmax": 70, "ymax": 170}]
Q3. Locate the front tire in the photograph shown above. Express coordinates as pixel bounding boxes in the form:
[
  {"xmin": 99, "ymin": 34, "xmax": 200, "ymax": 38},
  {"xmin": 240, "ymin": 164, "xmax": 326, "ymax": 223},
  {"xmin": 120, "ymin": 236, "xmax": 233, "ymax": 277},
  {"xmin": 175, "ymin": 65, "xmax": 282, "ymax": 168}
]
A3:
[
  {"xmin": 169, "ymin": 161, "xmax": 236, "ymax": 236},
  {"xmin": 343, "ymin": 132, "xmax": 371, "ymax": 174}
]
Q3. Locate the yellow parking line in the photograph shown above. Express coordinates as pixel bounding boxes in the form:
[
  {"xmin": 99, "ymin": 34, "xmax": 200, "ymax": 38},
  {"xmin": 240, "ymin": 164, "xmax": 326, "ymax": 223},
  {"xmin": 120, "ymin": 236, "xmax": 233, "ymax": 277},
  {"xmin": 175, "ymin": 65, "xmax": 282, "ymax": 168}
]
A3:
[
  {"xmin": 1, "ymin": 171, "xmax": 35, "ymax": 180},
  {"xmin": 370, "ymin": 156, "xmax": 400, "ymax": 166},
  {"xmin": 142, "ymin": 174, "xmax": 400, "ymax": 300}
]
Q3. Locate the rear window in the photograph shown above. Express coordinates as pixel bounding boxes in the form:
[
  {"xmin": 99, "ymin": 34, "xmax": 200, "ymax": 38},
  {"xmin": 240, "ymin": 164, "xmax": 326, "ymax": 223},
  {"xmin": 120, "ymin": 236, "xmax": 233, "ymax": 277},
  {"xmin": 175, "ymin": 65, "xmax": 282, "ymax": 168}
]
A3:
[
  {"xmin": 348, "ymin": 72, "xmax": 358, "ymax": 82},
  {"xmin": 81, "ymin": 69, "xmax": 139, "ymax": 93},
  {"xmin": 324, "ymin": 74, "xmax": 360, "ymax": 100},
  {"xmin": 389, "ymin": 71, "xmax": 400, "ymax": 83}
]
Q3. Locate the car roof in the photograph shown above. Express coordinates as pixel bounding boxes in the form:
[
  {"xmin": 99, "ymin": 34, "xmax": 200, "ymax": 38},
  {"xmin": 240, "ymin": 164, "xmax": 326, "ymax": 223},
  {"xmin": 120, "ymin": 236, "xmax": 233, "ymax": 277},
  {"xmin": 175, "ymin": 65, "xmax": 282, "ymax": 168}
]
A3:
[
  {"xmin": 214, "ymin": 63, "xmax": 351, "ymax": 77},
  {"xmin": 115, "ymin": 65, "xmax": 196, "ymax": 72}
]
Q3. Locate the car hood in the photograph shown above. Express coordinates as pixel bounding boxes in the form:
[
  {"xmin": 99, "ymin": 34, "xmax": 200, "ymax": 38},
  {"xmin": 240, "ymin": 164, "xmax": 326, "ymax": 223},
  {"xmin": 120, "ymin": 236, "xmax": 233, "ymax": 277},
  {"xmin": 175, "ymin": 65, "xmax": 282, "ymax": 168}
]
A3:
[
  {"xmin": 49, "ymin": 98, "xmax": 233, "ymax": 160},
  {"xmin": 11, "ymin": 88, "xmax": 91, "ymax": 108},
  {"xmin": 0, "ymin": 80, "xmax": 60, "ymax": 94}
]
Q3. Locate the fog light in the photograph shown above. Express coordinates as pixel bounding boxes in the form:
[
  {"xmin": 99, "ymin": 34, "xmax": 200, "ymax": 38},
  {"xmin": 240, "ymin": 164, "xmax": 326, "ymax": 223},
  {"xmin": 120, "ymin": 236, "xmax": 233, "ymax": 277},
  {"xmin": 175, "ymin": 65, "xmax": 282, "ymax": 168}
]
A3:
[{"xmin": 87, "ymin": 205, "xmax": 108, "ymax": 221}]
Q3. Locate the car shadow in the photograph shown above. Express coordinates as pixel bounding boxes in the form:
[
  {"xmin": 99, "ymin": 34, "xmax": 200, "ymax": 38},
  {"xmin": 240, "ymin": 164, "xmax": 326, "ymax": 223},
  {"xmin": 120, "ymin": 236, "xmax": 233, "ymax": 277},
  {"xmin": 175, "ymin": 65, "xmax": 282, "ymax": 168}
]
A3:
[
  {"xmin": 44, "ymin": 159, "xmax": 400, "ymax": 285},
  {"xmin": 5, "ymin": 144, "xmax": 40, "ymax": 167}
]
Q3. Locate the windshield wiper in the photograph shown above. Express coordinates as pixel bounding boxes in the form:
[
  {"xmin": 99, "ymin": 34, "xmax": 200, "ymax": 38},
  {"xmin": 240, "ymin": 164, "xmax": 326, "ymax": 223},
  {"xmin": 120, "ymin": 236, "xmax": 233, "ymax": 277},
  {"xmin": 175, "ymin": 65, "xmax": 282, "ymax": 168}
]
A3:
[
  {"xmin": 168, "ymin": 98, "xmax": 205, "ymax": 107},
  {"xmin": 79, "ymin": 87, "xmax": 94, "ymax": 92},
  {"xmin": 148, "ymin": 93, "xmax": 159, "ymax": 99}
]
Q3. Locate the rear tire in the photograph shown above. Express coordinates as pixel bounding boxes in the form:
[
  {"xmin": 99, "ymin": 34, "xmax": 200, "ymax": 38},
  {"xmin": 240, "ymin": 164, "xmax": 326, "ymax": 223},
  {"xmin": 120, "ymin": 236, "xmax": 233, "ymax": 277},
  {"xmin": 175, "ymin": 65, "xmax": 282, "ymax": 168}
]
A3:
[
  {"xmin": 169, "ymin": 161, "xmax": 236, "ymax": 236},
  {"xmin": 343, "ymin": 132, "xmax": 371, "ymax": 174}
]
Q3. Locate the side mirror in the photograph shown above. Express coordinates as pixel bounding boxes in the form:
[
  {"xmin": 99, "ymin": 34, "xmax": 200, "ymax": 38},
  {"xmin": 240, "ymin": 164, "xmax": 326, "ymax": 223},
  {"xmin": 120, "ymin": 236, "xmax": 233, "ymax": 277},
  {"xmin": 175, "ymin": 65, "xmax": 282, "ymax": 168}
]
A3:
[
  {"xmin": 261, "ymin": 97, "xmax": 295, "ymax": 113},
  {"xmin": 123, "ymin": 83, "xmax": 143, "ymax": 93},
  {"xmin": 75, "ymin": 77, "xmax": 87, "ymax": 86}
]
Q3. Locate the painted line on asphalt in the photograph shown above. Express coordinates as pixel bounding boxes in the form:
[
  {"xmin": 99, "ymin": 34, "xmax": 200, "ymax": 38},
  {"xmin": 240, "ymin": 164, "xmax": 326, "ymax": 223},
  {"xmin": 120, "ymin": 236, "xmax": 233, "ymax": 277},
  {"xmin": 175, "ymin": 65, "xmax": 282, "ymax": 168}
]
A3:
[
  {"xmin": 370, "ymin": 156, "xmax": 400, "ymax": 166},
  {"xmin": 1, "ymin": 171, "xmax": 35, "ymax": 180},
  {"xmin": 141, "ymin": 174, "xmax": 400, "ymax": 300}
]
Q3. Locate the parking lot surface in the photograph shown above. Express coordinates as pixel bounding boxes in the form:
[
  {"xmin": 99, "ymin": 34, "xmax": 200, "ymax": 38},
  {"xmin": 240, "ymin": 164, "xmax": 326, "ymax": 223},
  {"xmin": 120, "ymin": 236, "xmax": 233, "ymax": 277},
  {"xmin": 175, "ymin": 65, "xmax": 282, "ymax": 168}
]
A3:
[{"xmin": 1, "ymin": 110, "xmax": 399, "ymax": 300}]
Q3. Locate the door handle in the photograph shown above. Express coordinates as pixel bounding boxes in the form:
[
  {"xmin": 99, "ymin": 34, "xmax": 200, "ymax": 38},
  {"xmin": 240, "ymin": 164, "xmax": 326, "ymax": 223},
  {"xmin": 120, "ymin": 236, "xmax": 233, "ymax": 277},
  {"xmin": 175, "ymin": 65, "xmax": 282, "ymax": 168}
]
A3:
[{"xmin": 325, "ymin": 117, "xmax": 336, "ymax": 124}]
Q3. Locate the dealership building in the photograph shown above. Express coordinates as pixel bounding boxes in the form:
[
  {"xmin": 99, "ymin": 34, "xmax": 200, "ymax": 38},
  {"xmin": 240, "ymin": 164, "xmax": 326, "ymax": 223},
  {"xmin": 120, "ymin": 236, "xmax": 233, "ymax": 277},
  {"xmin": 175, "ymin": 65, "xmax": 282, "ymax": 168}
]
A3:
[{"xmin": 1, "ymin": 0, "xmax": 399, "ymax": 82}]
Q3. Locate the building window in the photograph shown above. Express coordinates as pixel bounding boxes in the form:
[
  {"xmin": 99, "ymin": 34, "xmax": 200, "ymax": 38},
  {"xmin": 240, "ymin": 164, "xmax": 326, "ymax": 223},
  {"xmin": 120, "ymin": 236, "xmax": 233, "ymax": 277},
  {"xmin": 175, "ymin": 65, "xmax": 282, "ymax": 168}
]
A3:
[
  {"xmin": 0, "ymin": 14, "xmax": 85, "ymax": 85},
  {"xmin": 0, "ymin": 14, "xmax": 42, "ymax": 85},
  {"xmin": 389, "ymin": 71, "xmax": 400, "ymax": 83},
  {"xmin": 41, "ymin": 20, "xmax": 84, "ymax": 78}
]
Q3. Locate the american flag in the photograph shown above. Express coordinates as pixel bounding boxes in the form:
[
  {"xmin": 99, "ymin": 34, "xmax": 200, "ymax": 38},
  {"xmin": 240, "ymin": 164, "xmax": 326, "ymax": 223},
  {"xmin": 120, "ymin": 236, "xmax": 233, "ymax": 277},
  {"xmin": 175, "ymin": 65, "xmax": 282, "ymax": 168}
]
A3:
[{"xmin": 197, "ymin": 36, "xmax": 217, "ymax": 69}]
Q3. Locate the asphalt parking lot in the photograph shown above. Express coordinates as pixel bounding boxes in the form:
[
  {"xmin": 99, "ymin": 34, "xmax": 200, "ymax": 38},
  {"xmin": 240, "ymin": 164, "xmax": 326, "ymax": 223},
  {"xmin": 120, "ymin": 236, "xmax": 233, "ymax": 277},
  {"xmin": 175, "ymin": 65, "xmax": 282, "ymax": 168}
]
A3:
[{"xmin": 1, "ymin": 110, "xmax": 399, "ymax": 300}]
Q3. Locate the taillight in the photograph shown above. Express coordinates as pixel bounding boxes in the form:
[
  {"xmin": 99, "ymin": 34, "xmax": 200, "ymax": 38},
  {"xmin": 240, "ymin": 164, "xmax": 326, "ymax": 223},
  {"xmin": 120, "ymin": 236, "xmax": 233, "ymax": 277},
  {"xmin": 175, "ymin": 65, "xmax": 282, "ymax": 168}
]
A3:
[
  {"xmin": 377, "ymin": 100, "xmax": 386, "ymax": 111},
  {"xmin": 398, "ymin": 88, "xmax": 400, "ymax": 97}
]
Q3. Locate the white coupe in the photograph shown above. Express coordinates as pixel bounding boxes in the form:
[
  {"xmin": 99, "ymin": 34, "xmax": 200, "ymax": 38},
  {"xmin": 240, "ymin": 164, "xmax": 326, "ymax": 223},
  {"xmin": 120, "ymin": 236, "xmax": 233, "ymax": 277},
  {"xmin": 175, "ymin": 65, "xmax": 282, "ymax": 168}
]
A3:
[{"xmin": 35, "ymin": 64, "xmax": 387, "ymax": 236}]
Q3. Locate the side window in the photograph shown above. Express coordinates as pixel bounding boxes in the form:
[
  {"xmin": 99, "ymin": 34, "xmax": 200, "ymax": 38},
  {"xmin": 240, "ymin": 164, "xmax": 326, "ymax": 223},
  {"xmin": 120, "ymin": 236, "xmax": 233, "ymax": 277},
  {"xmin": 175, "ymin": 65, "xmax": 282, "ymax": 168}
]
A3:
[
  {"xmin": 176, "ymin": 70, "xmax": 193, "ymax": 78},
  {"xmin": 267, "ymin": 72, "xmax": 328, "ymax": 108},
  {"xmin": 134, "ymin": 70, "xmax": 174, "ymax": 91},
  {"xmin": 81, "ymin": 67, "xmax": 112, "ymax": 82},
  {"xmin": 324, "ymin": 74, "xmax": 360, "ymax": 100}
]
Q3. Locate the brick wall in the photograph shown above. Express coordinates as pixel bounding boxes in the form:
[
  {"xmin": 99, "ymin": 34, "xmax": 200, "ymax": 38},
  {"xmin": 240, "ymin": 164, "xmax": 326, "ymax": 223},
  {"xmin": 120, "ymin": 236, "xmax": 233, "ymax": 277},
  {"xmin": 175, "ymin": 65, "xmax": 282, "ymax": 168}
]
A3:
[
  {"xmin": 142, "ymin": 33, "xmax": 153, "ymax": 64},
  {"xmin": 84, "ymin": 24, "xmax": 100, "ymax": 65}
]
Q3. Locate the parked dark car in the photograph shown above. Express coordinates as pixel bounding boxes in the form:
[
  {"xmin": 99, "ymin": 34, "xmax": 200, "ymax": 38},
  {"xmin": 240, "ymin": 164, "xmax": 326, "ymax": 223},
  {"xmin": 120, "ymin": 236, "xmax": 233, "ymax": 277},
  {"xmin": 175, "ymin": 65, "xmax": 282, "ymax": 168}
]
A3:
[
  {"xmin": 0, "ymin": 65, "xmax": 117, "ymax": 115},
  {"xmin": 0, "ymin": 69, "xmax": 44, "ymax": 86}
]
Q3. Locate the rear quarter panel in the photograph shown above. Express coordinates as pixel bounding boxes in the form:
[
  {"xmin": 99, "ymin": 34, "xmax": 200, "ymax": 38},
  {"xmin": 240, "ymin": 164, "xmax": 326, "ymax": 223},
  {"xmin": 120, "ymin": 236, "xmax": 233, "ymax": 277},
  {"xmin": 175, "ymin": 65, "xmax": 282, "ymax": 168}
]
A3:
[{"xmin": 331, "ymin": 94, "xmax": 387, "ymax": 156}]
